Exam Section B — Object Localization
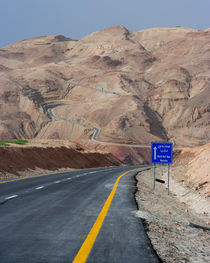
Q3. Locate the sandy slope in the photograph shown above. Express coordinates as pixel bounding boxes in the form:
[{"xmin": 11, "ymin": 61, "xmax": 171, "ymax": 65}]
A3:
[
  {"xmin": 174, "ymin": 143, "xmax": 210, "ymax": 198},
  {"xmin": 0, "ymin": 26, "xmax": 209, "ymax": 152}
]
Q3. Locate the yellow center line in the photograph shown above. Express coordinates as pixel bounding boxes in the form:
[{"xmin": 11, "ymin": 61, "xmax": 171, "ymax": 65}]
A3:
[{"xmin": 72, "ymin": 168, "xmax": 138, "ymax": 263}]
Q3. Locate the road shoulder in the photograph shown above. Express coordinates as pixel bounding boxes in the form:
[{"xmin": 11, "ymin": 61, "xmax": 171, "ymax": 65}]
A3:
[{"xmin": 135, "ymin": 167, "xmax": 210, "ymax": 263}]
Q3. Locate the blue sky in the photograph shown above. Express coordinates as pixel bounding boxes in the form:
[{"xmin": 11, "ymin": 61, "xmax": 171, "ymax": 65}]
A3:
[{"xmin": 1, "ymin": 0, "xmax": 210, "ymax": 47}]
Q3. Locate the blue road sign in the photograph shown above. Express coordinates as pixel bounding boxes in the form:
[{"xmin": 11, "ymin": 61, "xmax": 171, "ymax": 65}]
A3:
[{"xmin": 151, "ymin": 142, "xmax": 173, "ymax": 164}]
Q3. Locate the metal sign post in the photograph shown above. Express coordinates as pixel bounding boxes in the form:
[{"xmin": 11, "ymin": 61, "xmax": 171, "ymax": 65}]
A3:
[
  {"xmin": 151, "ymin": 142, "xmax": 173, "ymax": 194},
  {"xmin": 153, "ymin": 164, "xmax": 156, "ymax": 190},
  {"xmin": 168, "ymin": 163, "xmax": 170, "ymax": 195}
]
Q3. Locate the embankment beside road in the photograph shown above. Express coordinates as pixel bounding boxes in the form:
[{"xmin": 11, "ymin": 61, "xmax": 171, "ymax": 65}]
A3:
[
  {"xmin": 135, "ymin": 143, "xmax": 210, "ymax": 262},
  {"xmin": 135, "ymin": 167, "xmax": 210, "ymax": 263},
  {"xmin": 173, "ymin": 143, "xmax": 210, "ymax": 198},
  {"xmin": 0, "ymin": 142, "xmax": 122, "ymax": 179}
]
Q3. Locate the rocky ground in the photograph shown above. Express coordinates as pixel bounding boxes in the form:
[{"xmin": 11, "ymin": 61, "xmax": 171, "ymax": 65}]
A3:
[{"xmin": 135, "ymin": 166, "xmax": 210, "ymax": 263}]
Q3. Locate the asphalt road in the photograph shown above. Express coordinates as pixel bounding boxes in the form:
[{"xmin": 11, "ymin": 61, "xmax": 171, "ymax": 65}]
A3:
[{"xmin": 0, "ymin": 166, "xmax": 159, "ymax": 263}]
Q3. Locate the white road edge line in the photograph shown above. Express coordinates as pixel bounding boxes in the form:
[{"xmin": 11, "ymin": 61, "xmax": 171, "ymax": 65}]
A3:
[
  {"xmin": 55, "ymin": 181, "xmax": 60, "ymax": 183},
  {"xmin": 5, "ymin": 195, "xmax": 18, "ymax": 200},
  {"xmin": 36, "ymin": 186, "xmax": 44, "ymax": 190}
]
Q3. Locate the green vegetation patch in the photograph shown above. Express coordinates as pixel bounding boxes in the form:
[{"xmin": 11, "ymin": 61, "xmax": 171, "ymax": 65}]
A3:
[
  {"xmin": 0, "ymin": 141, "xmax": 10, "ymax": 146},
  {"xmin": 41, "ymin": 142, "xmax": 49, "ymax": 145},
  {"xmin": 0, "ymin": 140, "xmax": 29, "ymax": 146}
]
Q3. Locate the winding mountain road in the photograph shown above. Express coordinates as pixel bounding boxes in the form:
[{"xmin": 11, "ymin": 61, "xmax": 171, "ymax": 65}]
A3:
[
  {"xmin": 48, "ymin": 106, "xmax": 150, "ymax": 148},
  {"xmin": 13, "ymin": 71, "xmax": 150, "ymax": 148},
  {"xmin": 45, "ymin": 81, "xmax": 150, "ymax": 148}
]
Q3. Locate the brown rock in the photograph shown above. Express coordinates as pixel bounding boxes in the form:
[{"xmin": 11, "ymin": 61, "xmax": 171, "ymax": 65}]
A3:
[{"xmin": 0, "ymin": 26, "xmax": 209, "ymax": 163}]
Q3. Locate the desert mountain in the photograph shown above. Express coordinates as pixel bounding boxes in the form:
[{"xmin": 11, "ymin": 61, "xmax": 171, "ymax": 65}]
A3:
[{"xmin": 0, "ymin": 26, "xmax": 209, "ymax": 162}]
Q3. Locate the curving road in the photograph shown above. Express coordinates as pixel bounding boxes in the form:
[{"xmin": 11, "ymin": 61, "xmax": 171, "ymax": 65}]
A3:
[
  {"xmin": 12, "ymin": 75, "xmax": 150, "ymax": 148},
  {"xmin": 0, "ymin": 166, "xmax": 158, "ymax": 263},
  {"xmin": 46, "ymin": 101, "xmax": 150, "ymax": 148},
  {"xmin": 12, "ymin": 73, "xmax": 150, "ymax": 148},
  {"xmin": 63, "ymin": 80, "xmax": 121, "ymax": 97},
  {"xmin": 48, "ymin": 106, "xmax": 150, "ymax": 148}
]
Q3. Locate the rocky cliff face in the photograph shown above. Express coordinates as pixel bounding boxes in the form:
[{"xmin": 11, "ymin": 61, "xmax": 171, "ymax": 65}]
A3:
[{"xmin": 0, "ymin": 26, "xmax": 209, "ymax": 153}]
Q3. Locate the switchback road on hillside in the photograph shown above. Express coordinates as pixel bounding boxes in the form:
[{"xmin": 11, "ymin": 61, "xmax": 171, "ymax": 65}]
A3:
[
  {"xmin": 13, "ymin": 78, "xmax": 151, "ymax": 148},
  {"xmin": 47, "ymin": 107, "xmax": 151, "ymax": 148},
  {"xmin": 0, "ymin": 166, "xmax": 159, "ymax": 263}
]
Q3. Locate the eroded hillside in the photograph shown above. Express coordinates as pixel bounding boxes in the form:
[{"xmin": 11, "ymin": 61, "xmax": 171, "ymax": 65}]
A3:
[{"xmin": 0, "ymin": 26, "xmax": 209, "ymax": 160}]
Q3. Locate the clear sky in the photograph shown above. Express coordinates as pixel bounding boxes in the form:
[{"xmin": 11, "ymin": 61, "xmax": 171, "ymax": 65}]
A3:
[{"xmin": 1, "ymin": 0, "xmax": 210, "ymax": 47}]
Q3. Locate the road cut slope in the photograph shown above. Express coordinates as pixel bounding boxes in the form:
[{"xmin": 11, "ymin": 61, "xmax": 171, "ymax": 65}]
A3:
[{"xmin": 0, "ymin": 141, "xmax": 121, "ymax": 179}]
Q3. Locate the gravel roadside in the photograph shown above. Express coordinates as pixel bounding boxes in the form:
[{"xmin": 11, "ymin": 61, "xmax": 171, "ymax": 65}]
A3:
[{"xmin": 135, "ymin": 166, "xmax": 210, "ymax": 263}]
